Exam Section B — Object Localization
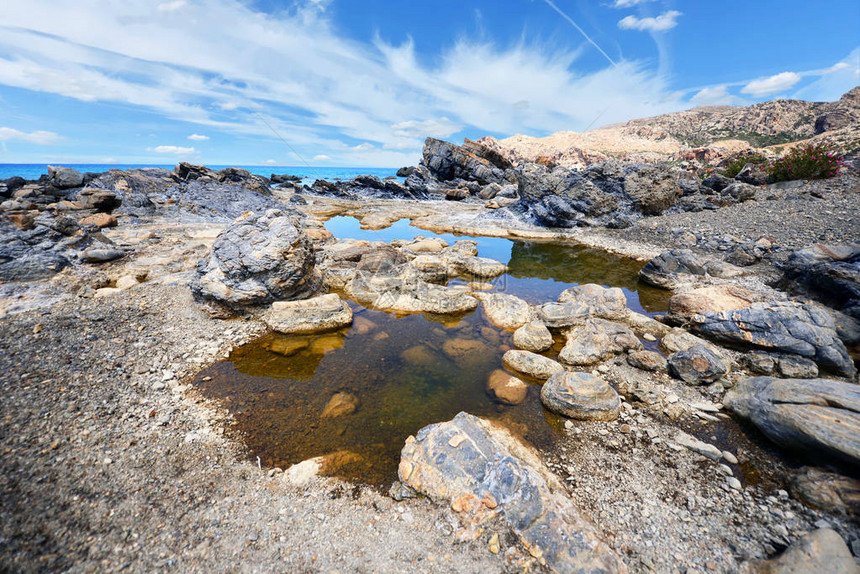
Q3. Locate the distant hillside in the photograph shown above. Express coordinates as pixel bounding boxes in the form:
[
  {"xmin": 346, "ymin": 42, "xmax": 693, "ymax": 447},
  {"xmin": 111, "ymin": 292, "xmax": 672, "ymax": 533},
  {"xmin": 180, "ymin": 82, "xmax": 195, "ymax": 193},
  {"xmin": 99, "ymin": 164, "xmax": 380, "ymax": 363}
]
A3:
[{"xmin": 477, "ymin": 87, "xmax": 860, "ymax": 167}]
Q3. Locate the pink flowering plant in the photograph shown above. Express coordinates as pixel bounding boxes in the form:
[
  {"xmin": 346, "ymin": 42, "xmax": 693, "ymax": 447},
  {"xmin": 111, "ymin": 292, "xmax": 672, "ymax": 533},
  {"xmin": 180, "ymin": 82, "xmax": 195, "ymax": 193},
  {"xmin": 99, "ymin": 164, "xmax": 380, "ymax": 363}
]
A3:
[{"xmin": 766, "ymin": 143, "xmax": 847, "ymax": 182}]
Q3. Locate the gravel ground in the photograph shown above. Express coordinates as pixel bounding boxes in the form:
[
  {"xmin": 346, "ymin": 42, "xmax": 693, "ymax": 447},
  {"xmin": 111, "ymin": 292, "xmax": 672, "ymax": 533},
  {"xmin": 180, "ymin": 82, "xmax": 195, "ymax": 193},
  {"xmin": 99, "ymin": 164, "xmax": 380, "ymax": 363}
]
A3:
[{"xmin": 0, "ymin": 283, "xmax": 511, "ymax": 573}]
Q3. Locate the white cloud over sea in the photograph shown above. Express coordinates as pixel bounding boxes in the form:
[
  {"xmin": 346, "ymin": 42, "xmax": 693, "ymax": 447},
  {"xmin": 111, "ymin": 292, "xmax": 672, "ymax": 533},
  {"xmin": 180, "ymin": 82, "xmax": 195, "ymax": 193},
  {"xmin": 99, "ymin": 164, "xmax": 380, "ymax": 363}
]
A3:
[{"xmin": 0, "ymin": 127, "xmax": 61, "ymax": 145}]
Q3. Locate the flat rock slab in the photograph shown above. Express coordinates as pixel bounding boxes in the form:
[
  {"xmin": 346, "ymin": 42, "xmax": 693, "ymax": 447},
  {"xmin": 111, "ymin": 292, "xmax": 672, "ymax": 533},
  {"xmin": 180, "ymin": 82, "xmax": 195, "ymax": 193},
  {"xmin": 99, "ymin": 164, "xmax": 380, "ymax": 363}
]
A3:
[
  {"xmin": 742, "ymin": 528, "xmax": 859, "ymax": 574},
  {"xmin": 263, "ymin": 293, "xmax": 353, "ymax": 334},
  {"xmin": 399, "ymin": 412, "xmax": 627, "ymax": 573},
  {"xmin": 690, "ymin": 302, "xmax": 856, "ymax": 378},
  {"xmin": 536, "ymin": 301, "xmax": 590, "ymax": 329},
  {"xmin": 502, "ymin": 350, "xmax": 565, "ymax": 380},
  {"xmin": 724, "ymin": 376, "xmax": 860, "ymax": 466},
  {"xmin": 540, "ymin": 371, "xmax": 621, "ymax": 421}
]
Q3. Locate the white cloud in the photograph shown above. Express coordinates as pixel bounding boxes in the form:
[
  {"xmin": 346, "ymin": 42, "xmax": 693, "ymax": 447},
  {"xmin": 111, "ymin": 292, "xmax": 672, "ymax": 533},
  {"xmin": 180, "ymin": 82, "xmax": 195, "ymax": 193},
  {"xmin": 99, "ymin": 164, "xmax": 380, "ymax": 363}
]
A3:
[
  {"xmin": 0, "ymin": 127, "xmax": 61, "ymax": 144},
  {"xmin": 690, "ymin": 85, "xmax": 742, "ymax": 106},
  {"xmin": 611, "ymin": 0, "xmax": 653, "ymax": 7},
  {"xmin": 261, "ymin": 159, "xmax": 278, "ymax": 165},
  {"xmin": 188, "ymin": 133, "xmax": 209, "ymax": 140},
  {"xmin": 149, "ymin": 145, "xmax": 196, "ymax": 154},
  {"xmin": 352, "ymin": 142, "xmax": 375, "ymax": 152},
  {"xmin": 618, "ymin": 10, "xmax": 682, "ymax": 32},
  {"xmin": 741, "ymin": 72, "xmax": 802, "ymax": 97},
  {"xmin": 791, "ymin": 49, "xmax": 860, "ymax": 102},
  {"xmin": 312, "ymin": 154, "xmax": 331, "ymax": 162},
  {"xmin": 0, "ymin": 0, "xmax": 698, "ymax": 166}
]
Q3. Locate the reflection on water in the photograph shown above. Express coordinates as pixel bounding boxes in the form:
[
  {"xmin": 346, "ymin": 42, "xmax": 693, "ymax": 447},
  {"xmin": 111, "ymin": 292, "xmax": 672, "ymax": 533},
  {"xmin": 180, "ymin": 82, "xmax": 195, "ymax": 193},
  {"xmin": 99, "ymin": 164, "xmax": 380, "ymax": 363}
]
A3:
[
  {"xmin": 193, "ymin": 216, "xmax": 669, "ymax": 487},
  {"xmin": 194, "ymin": 307, "xmax": 563, "ymax": 487},
  {"xmin": 323, "ymin": 216, "xmax": 670, "ymax": 313}
]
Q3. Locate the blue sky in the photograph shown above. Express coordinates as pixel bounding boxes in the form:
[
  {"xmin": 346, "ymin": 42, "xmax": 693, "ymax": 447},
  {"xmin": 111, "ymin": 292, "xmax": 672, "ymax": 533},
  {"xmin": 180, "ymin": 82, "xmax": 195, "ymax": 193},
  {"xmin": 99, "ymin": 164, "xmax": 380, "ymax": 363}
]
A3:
[{"xmin": 0, "ymin": 0, "xmax": 857, "ymax": 167}]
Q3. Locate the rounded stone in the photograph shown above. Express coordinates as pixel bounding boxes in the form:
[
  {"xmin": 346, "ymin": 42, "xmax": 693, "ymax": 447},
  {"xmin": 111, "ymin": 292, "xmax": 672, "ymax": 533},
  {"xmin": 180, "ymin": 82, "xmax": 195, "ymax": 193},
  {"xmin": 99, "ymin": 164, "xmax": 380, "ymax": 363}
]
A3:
[
  {"xmin": 513, "ymin": 321, "xmax": 553, "ymax": 353},
  {"xmin": 502, "ymin": 350, "xmax": 565, "ymax": 380},
  {"xmin": 540, "ymin": 371, "xmax": 621, "ymax": 421},
  {"xmin": 486, "ymin": 370, "xmax": 529, "ymax": 405}
]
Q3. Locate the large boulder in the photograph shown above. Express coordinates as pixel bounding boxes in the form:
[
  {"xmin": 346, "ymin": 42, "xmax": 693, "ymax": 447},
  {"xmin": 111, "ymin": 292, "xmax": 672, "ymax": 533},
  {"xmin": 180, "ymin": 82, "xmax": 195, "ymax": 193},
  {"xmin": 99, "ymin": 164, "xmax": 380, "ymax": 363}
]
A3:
[
  {"xmin": 398, "ymin": 412, "xmax": 627, "ymax": 573},
  {"xmin": 622, "ymin": 166, "xmax": 680, "ymax": 215},
  {"xmin": 48, "ymin": 165, "xmax": 84, "ymax": 189},
  {"xmin": 540, "ymin": 371, "xmax": 621, "ymax": 421},
  {"xmin": 690, "ymin": 302, "xmax": 856, "ymax": 378},
  {"xmin": 421, "ymin": 138, "xmax": 508, "ymax": 185},
  {"xmin": 191, "ymin": 209, "xmax": 318, "ymax": 307},
  {"xmin": 668, "ymin": 285, "xmax": 758, "ymax": 320},
  {"xmin": 724, "ymin": 376, "xmax": 860, "ymax": 466},
  {"xmin": 781, "ymin": 242, "xmax": 860, "ymax": 319},
  {"xmin": 513, "ymin": 163, "xmax": 619, "ymax": 227}
]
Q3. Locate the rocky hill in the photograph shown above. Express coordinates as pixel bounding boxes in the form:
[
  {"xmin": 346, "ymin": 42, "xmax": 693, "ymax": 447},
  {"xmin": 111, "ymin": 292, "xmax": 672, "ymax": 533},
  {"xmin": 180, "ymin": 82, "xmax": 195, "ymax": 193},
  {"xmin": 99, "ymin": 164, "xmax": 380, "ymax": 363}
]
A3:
[{"xmin": 478, "ymin": 87, "xmax": 860, "ymax": 167}]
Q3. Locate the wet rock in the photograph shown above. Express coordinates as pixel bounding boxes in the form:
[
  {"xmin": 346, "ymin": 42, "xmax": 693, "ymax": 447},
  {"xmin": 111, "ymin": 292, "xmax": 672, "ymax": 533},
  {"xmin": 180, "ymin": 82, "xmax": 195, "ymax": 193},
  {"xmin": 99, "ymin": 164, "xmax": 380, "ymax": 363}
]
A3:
[
  {"xmin": 741, "ymin": 529, "xmax": 858, "ymax": 574},
  {"xmin": 667, "ymin": 285, "xmax": 758, "ymax": 320},
  {"xmin": 667, "ymin": 345, "xmax": 727, "ymax": 385},
  {"xmin": 321, "ymin": 392, "xmax": 360, "ymax": 418},
  {"xmin": 474, "ymin": 292, "xmax": 531, "ymax": 330},
  {"xmin": 48, "ymin": 165, "xmax": 84, "ymax": 189},
  {"xmin": 639, "ymin": 249, "xmax": 744, "ymax": 289},
  {"xmin": 398, "ymin": 412, "xmax": 627, "ymax": 573},
  {"xmin": 724, "ymin": 376, "xmax": 860, "ymax": 466},
  {"xmin": 627, "ymin": 350, "xmax": 667, "ymax": 372},
  {"xmin": 791, "ymin": 467, "xmax": 860, "ymax": 515},
  {"xmin": 557, "ymin": 283, "xmax": 628, "ymax": 321},
  {"xmin": 396, "ymin": 166, "xmax": 415, "ymax": 177},
  {"xmin": 449, "ymin": 255, "xmax": 507, "ymax": 279},
  {"xmin": 345, "ymin": 273, "xmax": 477, "ymax": 315},
  {"xmin": 442, "ymin": 338, "xmax": 488, "ymax": 360},
  {"xmin": 486, "ymin": 370, "xmax": 529, "ymax": 405},
  {"xmin": 690, "ymin": 302, "xmax": 856, "ymax": 378},
  {"xmin": 559, "ymin": 319, "xmax": 641, "ymax": 366},
  {"xmin": 540, "ymin": 371, "xmax": 621, "ymax": 421},
  {"xmin": 513, "ymin": 321, "xmax": 553, "ymax": 353},
  {"xmin": 263, "ymin": 294, "xmax": 353, "ymax": 334},
  {"xmin": 502, "ymin": 350, "xmax": 564, "ymax": 380},
  {"xmin": 191, "ymin": 209, "xmax": 318, "ymax": 307},
  {"xmin": 270, "ymin": 173, "xmax": 302, "ymax": 184},
  {"xmin": 535, "ymin": 301, "xmax": 590, "ymax": 329}
]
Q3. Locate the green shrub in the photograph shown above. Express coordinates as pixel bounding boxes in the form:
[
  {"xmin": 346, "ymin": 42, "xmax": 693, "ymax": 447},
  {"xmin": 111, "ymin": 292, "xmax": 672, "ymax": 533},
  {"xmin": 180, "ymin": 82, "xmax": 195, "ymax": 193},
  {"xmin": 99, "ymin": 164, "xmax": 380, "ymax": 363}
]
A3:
[
  {"xmin": 720, "ymin": 153, "xmax": 766, "ymax": 178},
  {"xmin": 766, "ymin": 143, "xmax": 846, "ymax": 182}
]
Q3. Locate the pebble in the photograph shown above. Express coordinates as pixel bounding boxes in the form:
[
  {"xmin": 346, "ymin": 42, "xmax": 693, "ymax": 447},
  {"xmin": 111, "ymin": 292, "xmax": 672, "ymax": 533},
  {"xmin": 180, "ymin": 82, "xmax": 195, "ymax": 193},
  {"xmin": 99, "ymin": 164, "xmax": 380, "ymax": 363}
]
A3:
[
  {"xmin": 726, "ymin": 477, "xmax": 742, "ymax": 491},
  {"xmin": 643, "ymin": 333, "xmax": 657, "ymax": 342},
  {"xmin": 152, "ymin": 381, "xmax": 166, "ymax": 391},
  {"xmin": 721, "ymin": 451, "xmax": 738, "ymax": 464}
]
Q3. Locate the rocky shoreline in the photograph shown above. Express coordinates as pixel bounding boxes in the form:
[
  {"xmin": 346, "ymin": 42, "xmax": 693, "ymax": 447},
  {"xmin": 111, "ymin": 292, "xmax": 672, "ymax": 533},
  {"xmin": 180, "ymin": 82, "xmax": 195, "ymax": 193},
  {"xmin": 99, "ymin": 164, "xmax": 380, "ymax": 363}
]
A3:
[{"xmin": 1, "ymin": 138, "xmax": 858, "ymax": 572}]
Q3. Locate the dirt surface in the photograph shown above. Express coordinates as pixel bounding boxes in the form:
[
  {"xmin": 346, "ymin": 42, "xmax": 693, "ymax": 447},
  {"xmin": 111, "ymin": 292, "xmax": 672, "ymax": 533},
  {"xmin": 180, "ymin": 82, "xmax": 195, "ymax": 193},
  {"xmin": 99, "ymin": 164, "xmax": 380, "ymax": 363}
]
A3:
[{"xmin": 2, "ymin": 173, "xmax": 859, "ymax": 573}]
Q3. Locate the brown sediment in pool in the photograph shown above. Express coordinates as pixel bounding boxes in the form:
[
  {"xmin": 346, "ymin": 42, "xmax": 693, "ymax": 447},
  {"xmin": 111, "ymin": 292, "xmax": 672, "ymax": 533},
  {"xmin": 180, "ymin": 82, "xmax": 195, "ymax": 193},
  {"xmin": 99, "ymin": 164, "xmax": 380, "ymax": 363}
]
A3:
[{"xmin": 193, "ymin": 307, "xmax": 565, "ymax": 488}]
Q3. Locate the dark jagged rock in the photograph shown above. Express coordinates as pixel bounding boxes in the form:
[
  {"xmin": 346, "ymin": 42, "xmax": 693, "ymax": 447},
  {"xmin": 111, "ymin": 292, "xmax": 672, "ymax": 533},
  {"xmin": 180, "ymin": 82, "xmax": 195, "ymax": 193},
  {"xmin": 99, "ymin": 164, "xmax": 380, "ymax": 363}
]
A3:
[
  {"xmin": 174, "ymin": 162, "xmax": 218, "ymax": 181},
  {"xmin": 47, "ymin": 165, "xmax": 84, "ymax": 189},
  {"xmin": 461, "ymin": 138, "xmax": 514, "ymax": 171},
  {"xmin": 421, "ymin": 137, "xmax": 509, "ymax": 186},
  {"xmin": 735, "ymin": 163, "xmax": 768, "ymax": 186},
  {"xmin": 724, "ymin": 376, "xmax": 860, "ymax": 466},
  {"xmin": 270, "ymin": 173, "xmax": 302, "ymax": 184},
  {"xmin": 690, "ymin": 302, "xmax": 856, "ymax": 378},
  {"xmin": 623, "ymin": 166, "xmax": 680, "ymax": 215},
  {"xmin": 216, "ymin": 167, "xmax": 271, "ymax": 194},
  {"xmin": 395, "ymin": 166, "xmax": 416, "ymax": 177},
  {"xmin": 191, "ymin": 209, "xmax": 318, "ymax": 307},
  {"xmin": 781, "ymin": 243, "xmax": 860, "ymax": 320},
  {"xmin": 3, "ymin": 176, "xmax": 26, "ymax": 195},
  {"xmin": 398, "ymin": 412, "xmax": 628, "ymax": 573},
  {"xmin": 702, "ymin": 173, "xmax": 733, "ymax": 192},
  {"xmin": 0, "ymin": 216, "xmax": 75, "ymax": 281},
  {"xmin": 76, "ymin": 188, "xmax": 121, "ymax": 212}
]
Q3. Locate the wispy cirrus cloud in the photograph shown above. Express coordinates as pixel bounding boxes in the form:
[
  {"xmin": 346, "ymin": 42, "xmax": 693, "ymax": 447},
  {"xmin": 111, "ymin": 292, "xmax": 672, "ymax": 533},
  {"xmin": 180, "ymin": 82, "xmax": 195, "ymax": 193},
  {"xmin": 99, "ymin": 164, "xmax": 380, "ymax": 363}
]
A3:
[
  {"xmin": 0, "ymin": 127, "xmax": 61, "ymax": 144},
  {"xmin": 618, "ymin": 10, "xmax": 682, "ymax": 32},
  {"xmin": 188, "ymin": 134, "xmax": 210, "ymax": 141},
  {"xmin": 149, "ymin": 145, "xmax": 196, "ymax": 154},
  {"xmin": 610, "ymin": 0, "xmax": 655, "ymax": 7}
]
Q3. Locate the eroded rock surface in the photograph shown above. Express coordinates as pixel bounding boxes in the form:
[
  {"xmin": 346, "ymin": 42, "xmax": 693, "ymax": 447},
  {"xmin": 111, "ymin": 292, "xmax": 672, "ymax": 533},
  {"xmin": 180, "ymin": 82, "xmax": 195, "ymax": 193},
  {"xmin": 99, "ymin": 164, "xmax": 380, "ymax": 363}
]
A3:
[
  {"xmin": 398, "ymin": 412, "xmax": 627, "ymax": 573},
  {"xmin": 540, "ymin": 371, "xmax": 621, "ymax": 421}
]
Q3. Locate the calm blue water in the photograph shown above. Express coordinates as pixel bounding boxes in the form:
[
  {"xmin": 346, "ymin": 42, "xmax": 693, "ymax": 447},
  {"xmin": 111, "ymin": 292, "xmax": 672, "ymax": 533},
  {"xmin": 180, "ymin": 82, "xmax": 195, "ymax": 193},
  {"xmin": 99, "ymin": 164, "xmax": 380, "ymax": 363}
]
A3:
[
  {"xmin": 0, "ymin": 164, "xmax": 397, "ymax": 183},
  {"xmin": 324, "ymin": 216, "xmax": 668, "ymax": 313}
]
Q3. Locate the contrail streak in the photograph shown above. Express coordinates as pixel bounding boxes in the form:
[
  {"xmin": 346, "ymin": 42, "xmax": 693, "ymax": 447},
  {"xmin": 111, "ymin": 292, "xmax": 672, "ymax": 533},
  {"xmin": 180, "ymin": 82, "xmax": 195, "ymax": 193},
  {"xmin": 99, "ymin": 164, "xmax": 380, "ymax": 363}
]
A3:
[{"xmin": 542, "ymin": 0, "xmax": 617, "ymax": 68}]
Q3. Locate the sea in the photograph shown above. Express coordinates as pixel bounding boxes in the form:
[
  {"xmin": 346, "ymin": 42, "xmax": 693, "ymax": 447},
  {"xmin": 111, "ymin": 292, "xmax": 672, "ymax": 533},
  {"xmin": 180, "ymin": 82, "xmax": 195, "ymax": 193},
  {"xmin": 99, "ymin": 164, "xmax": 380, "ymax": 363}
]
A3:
[{"xmin": 0, "ymin": 164, "xmax": 398, "ymax": 183}]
